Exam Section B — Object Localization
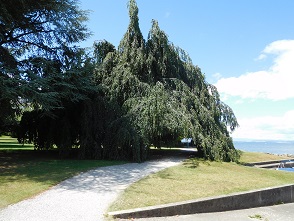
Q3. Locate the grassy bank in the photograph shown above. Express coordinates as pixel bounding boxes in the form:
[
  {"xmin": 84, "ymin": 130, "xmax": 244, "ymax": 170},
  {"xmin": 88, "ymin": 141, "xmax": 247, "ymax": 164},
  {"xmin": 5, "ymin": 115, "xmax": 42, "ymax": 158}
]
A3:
[
  {"xmin": 0, "ymin": 136, "xmax": 126, "ymax": 208},
  {"xmin": 109, "ymin": 152, "xmax": 294, "ymax": 211},
  {"xmin": 239, "ymin": 151, "xmax": 293, "ymax": 163}
]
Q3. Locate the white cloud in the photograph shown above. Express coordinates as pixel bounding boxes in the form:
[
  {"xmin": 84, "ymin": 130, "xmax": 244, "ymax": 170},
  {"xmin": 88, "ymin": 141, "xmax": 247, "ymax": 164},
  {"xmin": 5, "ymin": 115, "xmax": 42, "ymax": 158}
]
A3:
[
  {"xmin": 232, "ymin": 110, "xmax": 294, "ymax": 141},
  {"xmin": 215, "ymin": 40, "xmax": 294, "ymax": 100},
  {"xmin": 256, "ymin": 53, "xmax": 267, "ymax": 60},
  {"xmin": 212, "ymin": 72, "xmax": 222, "ymax": 80}
]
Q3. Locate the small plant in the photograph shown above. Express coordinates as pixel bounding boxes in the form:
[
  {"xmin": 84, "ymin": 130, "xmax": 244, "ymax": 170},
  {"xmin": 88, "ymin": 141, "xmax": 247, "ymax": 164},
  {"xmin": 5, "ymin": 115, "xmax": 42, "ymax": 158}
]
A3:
[
  {"xmin": 249, "ymin": 214, "xmax": 263, "ymax": 220},
  {"xmin": 184, "ymin": 158, "xmax": 200, "ymax": 168},
  {"xmin": 275, "ymin": 200, "xmax": 284, "ymax": 205}
]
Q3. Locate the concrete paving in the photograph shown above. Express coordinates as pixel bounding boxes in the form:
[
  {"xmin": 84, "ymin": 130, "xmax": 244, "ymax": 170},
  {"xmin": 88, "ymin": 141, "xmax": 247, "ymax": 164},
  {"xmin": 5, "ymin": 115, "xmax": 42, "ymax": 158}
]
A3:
[
  {"xmin": 126, "ymin": 203, "xmax": 294, "ymax": 221},
  {"xmin": 0, "ymin": 157, "xmax": 184, "ymax": 221}
]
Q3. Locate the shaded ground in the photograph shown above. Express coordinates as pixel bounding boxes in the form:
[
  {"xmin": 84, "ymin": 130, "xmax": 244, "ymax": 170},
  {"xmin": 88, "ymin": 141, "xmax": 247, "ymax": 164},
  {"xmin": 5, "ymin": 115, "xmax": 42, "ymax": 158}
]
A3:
[
  {"xmin": 0, "ymin": 153, "xmax": 187, "ymax": 221},
  {"xmin": 149, "ymin": 147, "xmax": 197, "ymax": 158}
]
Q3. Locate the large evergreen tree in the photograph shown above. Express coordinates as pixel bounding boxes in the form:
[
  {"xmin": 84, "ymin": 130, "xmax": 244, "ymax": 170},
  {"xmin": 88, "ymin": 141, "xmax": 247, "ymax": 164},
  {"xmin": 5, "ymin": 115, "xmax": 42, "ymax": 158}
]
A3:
[
  {"xmin": 0, "ymin": 0, "xmax": 90, "ymax": 133},
  {"xmin": 17, "ymin": 0, "xmax": 240, "ymax": 162},
  {"xmin": 95, "ymin": 0, "xmax": 150, "ymax": 161},
  {"xmin": 96, "ymin": 0, "xmax": 240, "ymax": 162}
]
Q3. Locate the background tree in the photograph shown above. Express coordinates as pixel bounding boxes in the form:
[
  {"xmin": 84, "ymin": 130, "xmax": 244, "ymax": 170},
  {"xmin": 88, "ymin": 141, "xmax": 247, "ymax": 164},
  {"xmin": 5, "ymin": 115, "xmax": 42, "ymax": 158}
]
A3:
[
  {"xmin": 3, "ymin": 0, "xmax": 109, "ymax": 159},
  {"xmin": 17, "ymin": 49, "xmax": 101, "ymax": 158},
  {"xmin": 0, "ymin": 0, "xmax": 90, "ymax": 133}
]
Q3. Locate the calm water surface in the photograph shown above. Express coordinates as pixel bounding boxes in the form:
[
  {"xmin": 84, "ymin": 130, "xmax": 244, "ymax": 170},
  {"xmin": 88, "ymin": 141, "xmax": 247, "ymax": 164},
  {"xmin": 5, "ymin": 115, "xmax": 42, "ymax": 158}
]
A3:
[{"xmin": 233, "ymin": 140, "xmax": 294, "ymax": 155}]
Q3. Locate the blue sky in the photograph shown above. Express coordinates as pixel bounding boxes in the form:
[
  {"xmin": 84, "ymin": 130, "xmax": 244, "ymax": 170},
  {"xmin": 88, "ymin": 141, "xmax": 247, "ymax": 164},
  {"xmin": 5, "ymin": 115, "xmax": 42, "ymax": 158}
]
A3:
[{"xmin": 79, "ymin": 0, "xmax": 294, "ymax": 141}]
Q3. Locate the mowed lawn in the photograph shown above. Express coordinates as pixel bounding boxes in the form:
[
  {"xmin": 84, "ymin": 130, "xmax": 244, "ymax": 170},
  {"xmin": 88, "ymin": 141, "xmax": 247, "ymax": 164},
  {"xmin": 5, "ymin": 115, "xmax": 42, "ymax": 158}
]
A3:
[
  {"xmin": 109, "ymin": 152, "xmax": 294, "ymax": 211},
  {"xmin": 0, "ymin": 136, "xmax": 126, "ymax": 208},
  {"xmin": 2, "ymin": 136, "xmax": 294, "ymax": 211},
  {"xmin": 0, "ymin": 136, "xmax": 34, "ymax": 150}
]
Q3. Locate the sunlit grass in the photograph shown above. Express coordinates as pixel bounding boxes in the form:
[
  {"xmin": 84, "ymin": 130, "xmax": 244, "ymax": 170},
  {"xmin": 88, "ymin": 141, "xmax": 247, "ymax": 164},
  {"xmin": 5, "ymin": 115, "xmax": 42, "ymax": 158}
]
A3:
[
  {"xmin": 239, "ymin": 151, "xmax": 293, "ymax": 163},
  {"xmin": 109, "ymin": 154, "xmax": 294, "ymax": 211},
  {"xmin": 0, "ymin": 136, "xmax": 34, "ymax": 150},
  {"xmin": 0, "ymin": 136, "xmax": 126, "ymax": 208}
]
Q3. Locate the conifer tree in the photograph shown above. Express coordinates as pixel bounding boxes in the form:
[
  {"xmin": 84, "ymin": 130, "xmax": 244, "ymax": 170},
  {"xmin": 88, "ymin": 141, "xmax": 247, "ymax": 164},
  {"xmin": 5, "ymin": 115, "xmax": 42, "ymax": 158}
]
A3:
[
  {"xmin": 95, "ymin": 0, "xmax": 240, "ymax": 162},
  {"xmin": 0, "ymin": 0, "xmax": 90, "ymax": 133},
  {"xmin": 17, "ymin": 0, "xmax": 240, "ymax": 162}
]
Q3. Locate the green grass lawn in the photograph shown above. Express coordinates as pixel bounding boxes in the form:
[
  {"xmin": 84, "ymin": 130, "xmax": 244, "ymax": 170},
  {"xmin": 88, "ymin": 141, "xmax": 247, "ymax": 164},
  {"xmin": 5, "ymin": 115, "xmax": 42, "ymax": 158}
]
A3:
[
  {"xmin": 0, "ymin": 136, "xmax": 34, "ymax": 150},
  {"xmin": 2, "ymin": 136, "xmax": 293, "ymax": 211},
  {"xmin": 239, "ymin": 151, "xmax": 293, "ymax": 163},
  {"xmin": 109, "ymin": 152, "xmax": 294, "ymax": 212},
  {"xmin": 0, "ymin": 136, "xmax": 126, "ymax": 208}
]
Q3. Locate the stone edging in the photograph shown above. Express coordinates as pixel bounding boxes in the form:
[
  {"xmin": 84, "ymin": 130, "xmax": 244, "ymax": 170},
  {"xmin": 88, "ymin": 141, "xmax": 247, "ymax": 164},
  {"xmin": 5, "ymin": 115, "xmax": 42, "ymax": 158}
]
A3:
[{"xmin": 108, "ymin": 184, "xmax": 294, "ymax": 219}]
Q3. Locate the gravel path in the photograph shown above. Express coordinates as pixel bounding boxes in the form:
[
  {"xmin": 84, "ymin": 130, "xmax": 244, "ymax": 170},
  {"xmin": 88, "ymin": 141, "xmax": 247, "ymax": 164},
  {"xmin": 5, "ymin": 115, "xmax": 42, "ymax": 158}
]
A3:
[{"xmin": 0, "ymin": 157, "xmax": 184, "ymax": 221}]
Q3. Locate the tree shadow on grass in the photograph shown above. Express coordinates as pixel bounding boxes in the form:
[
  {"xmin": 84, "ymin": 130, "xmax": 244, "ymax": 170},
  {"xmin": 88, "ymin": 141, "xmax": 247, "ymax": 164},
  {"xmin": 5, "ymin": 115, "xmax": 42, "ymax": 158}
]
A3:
[
  {"xmin": 0, "ymin": 148, "xmax": 197, "ymax": 194},
  {"xmin": 0, "ymin": 150, "xmax": 118, "ymax": 186}
]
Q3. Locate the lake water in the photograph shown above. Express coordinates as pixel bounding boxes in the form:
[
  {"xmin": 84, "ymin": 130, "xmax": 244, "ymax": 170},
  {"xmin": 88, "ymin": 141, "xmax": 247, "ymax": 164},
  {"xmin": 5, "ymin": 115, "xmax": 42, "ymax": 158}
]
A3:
[{"xmin": 233, "ymin": 140, "xmax": 294, "ymax": 155}]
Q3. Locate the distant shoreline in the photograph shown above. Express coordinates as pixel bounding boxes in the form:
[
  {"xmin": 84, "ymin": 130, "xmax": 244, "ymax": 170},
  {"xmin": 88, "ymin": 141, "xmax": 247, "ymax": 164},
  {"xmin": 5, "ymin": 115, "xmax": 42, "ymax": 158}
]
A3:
[{"xmin": 233, "ymin": 140, "xmax": 294, "ymax": 156}]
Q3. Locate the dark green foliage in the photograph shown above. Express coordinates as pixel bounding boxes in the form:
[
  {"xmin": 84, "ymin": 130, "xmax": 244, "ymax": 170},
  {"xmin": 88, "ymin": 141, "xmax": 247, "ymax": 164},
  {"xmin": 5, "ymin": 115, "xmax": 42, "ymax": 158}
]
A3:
[
  {"xmin": 16, "ymin": 0, "xmax": 239, "ymax": 162},
  {"xmin": 0, "ymin": 0, "xmax": 90, "ymax": 132},
  {"xmin": 93, "ymin": 40, "xmax": 116, "ymax": 65},
  {"xmin": 96, "ymin": 0, "xmax": 240, "ymax": 162},
  {"xmin": 0, "ymin": 0, "xmax": 89, "ymax": 53}
]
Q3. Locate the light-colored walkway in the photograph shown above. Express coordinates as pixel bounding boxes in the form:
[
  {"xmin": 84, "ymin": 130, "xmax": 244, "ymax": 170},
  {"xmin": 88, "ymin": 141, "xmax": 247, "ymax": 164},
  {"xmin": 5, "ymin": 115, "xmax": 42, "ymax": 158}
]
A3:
[{"xmin": 0, "ymin": 157, "xmax": 184, "ymax": 221}]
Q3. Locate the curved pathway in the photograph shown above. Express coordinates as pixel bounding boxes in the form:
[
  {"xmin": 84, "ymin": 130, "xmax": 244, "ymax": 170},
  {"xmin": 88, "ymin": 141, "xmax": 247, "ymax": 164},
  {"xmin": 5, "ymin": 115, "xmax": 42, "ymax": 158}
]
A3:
[{"xmin": 0, "ymin": 157, "xmax": 184, "ymax": 221}]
